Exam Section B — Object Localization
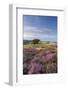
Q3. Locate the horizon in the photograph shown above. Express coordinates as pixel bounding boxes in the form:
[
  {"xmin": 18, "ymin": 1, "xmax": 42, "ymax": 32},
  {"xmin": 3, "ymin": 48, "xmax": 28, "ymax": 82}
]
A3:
[
  {"xmin": 23, "ymin": 39, "xmax": 57, "ymax": 43},
  {"xmin": 23, "ymin": 15, "xmax": 57, "ymax": 42}
]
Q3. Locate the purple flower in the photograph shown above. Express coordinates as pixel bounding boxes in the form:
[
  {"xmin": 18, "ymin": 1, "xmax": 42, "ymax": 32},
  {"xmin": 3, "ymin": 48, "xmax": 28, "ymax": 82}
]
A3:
[{"xmin": 28, "ymin": 63, "xmax": 43, "ymax": 74}]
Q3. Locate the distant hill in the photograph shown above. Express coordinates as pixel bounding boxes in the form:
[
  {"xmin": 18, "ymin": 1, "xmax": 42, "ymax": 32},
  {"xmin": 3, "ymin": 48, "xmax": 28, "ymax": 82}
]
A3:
[
  {"xmin": 23, "ymin": 40, "xmax": 32, "ymax": 45},
  {"xmin": 23, "ymin": 40, "xmax": 57, "ymax": 45}
]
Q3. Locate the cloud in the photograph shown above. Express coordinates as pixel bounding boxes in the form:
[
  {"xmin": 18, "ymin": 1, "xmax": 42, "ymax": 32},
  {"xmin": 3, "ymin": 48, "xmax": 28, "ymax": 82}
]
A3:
[{"xmin": 23, "ymin": 26, "xmax": 57, "ymax": 41}]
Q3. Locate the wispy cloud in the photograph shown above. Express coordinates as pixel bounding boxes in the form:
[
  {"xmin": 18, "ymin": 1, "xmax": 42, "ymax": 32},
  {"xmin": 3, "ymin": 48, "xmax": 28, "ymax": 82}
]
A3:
[
  {"xmin": 24, "ymin": 26, "xmax": 57, "ymax": 41},
  {"xmin": 23, "ymin": 15, "xmax": 57, "ymax": 41}
]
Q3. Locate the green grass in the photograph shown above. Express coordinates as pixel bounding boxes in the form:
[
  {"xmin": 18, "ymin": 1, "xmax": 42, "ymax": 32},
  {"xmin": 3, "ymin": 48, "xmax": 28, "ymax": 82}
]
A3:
[{"xmin": 24, "ymin": 43, "xmax": 57, "ymax": 49}]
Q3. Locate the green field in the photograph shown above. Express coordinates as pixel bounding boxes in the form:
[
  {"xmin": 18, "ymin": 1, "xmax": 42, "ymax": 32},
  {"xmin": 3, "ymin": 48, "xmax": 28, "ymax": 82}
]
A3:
[{"xmin": 24, "ymin": 43, "xmax": 57, "ymax": 49}]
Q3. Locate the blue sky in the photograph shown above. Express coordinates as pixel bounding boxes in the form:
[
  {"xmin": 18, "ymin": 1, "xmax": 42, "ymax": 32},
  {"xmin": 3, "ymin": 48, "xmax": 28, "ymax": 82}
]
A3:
[{"xmin": 23, "ymin": 15, "xmax": 57, "ymax": 41}]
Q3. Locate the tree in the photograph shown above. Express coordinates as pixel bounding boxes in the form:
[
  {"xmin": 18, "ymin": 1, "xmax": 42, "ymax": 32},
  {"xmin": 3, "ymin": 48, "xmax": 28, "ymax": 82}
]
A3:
[{"xmin": 32, "ymin": 39, "xmax": 40, "ymax": 44}]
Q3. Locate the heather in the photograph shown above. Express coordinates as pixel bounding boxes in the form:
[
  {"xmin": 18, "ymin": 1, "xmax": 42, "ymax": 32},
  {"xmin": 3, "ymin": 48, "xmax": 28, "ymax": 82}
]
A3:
[{"xmin": 23, "ymin": 42, "xmax": 57, "ymax": 75}]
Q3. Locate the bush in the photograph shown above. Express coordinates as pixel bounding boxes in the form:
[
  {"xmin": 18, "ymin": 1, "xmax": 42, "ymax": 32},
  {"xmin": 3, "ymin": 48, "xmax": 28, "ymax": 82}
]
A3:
[{"xmin": 32, "ymin": 39, "xmax": 40, "ymax": 44}]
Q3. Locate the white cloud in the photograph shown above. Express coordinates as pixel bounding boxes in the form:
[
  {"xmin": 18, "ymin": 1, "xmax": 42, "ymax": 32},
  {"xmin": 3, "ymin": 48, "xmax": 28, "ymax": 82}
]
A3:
[{"xmin": 23, "ymin": 26, "xmax": 57, "ymax": 41}]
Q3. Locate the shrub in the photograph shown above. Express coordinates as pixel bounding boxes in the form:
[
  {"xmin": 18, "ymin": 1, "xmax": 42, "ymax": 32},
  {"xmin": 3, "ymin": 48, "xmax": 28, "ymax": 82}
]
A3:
[{"xmin": 32, "ymin": 39, "xmax": 40, "ymax": 44}]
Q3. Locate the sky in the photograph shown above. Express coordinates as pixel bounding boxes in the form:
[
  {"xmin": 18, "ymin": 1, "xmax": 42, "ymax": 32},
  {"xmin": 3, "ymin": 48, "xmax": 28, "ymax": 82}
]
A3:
[{"xmin": 23, "ymin": 15, "xmax": 57, "ymax": 42}]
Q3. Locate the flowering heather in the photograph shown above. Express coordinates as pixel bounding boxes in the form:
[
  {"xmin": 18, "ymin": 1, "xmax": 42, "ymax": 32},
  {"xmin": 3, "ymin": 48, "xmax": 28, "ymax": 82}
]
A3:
[
  {"xmin": 28, "ymin": 63, "xmax": 43, "ymax": 74},
  {"xmin": 23, "ymin": 45, "xmax": 57, "ymax": 74}
]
